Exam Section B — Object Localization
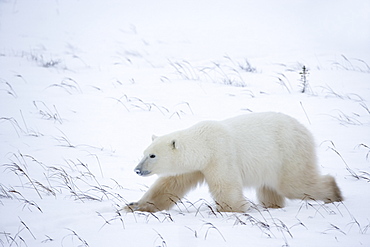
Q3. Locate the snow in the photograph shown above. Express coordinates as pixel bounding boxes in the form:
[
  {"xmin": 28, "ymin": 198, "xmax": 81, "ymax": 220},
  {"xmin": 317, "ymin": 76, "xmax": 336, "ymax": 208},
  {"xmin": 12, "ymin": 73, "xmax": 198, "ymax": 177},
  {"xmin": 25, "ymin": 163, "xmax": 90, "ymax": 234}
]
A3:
[{"xmin": 1, "ymin": 0, "xmax": 370, "ymax": 246}]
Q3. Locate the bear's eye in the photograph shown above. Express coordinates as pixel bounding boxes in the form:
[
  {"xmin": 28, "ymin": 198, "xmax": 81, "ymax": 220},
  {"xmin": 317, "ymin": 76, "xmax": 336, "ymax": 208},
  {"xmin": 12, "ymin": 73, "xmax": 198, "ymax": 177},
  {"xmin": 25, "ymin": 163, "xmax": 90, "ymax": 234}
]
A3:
[{"xmin": 149, "ymin": 154, "xmax": 156, "ymax": 159}]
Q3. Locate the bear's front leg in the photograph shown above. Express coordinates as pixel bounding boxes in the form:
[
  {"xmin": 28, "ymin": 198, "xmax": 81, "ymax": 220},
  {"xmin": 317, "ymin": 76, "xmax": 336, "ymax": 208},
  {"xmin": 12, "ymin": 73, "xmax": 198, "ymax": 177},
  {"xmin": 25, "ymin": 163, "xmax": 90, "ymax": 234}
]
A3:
[
  {"xmin": 124, "ymin": 171, "xmax": 204, "ymax": 213},
  {"xmin": 206, "ymin": 175, "xmax": 249, "ymax": 212}
]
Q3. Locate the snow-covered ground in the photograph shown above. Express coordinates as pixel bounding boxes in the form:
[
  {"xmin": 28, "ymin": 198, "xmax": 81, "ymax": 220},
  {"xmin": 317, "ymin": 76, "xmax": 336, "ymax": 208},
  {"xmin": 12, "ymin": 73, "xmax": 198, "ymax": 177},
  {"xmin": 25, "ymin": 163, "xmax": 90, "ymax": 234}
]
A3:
[{"xmin": 1, "ymin": 0, "xmax": 370, "ymax": 246}]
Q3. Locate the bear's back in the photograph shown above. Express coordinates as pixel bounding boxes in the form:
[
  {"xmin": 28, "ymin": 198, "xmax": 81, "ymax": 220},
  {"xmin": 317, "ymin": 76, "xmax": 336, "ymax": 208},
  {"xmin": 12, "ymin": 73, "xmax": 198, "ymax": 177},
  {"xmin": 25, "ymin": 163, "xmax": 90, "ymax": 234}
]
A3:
[
  {"xmin": 219, "ymin": 112, "xmax": 314, "ymax": 186},
  {"xmin": 221, "ymin": 112, "xmax": 309, "ymax": 140}
]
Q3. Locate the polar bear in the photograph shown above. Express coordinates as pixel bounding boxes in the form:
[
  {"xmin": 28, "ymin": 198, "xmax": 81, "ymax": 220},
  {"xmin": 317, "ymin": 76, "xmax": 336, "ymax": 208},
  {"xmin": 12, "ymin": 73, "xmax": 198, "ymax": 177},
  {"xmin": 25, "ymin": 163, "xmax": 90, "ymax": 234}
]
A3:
[{"xmin": 125, "ymin": 112, "xmax": 343, "ymax": 213}]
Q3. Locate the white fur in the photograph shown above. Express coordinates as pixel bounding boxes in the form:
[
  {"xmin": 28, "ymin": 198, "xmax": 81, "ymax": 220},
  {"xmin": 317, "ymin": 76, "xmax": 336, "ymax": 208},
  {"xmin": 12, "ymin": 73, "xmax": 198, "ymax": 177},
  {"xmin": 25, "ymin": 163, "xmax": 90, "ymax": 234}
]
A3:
[{"xmin": 126, "ymin": 112, "xmax": 342, "ymax": 213}]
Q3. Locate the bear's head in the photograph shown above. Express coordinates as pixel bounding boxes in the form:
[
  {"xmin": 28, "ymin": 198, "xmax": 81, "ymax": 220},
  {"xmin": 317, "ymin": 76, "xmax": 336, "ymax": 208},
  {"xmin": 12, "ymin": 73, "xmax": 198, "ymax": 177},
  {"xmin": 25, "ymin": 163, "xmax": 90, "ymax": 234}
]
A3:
[
  {"xmin": 134, "ymin": 134, "xmax": 182, "ymax": 177},
  {"xmin": 134, "ymin": 122, "xmax": 217, "ymax": 177}
]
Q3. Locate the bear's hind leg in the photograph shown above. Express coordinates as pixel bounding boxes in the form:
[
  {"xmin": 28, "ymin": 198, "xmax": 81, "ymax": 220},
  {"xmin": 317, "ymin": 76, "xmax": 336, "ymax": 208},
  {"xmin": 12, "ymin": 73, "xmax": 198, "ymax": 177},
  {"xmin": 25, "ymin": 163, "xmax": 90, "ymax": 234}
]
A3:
[
  {"xmin": 280, "ymin": 175, "xmax": 343, "ymax": 203},
  {"xmin": 308, "ymin": 175, "xmax": 343, "ymax": 203},
  {"xmin": 257, "ymin": 186, "xmax": 285, "ymax": 208},
  {"xmin": 124, "ymin": 171, "xmax": 204, "ymax": 212},
  {"xmin": 322, "ymin": 175, "xmax": 343, "ymax": 203}
]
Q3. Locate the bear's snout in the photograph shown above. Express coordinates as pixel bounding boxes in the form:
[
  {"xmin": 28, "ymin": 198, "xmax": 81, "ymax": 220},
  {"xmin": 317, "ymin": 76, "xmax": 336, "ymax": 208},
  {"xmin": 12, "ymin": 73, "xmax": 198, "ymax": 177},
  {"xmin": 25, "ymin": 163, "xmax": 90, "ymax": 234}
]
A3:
[{"xmin": 134, "ymin": 158, "xmax": 151, "ymax": 176}]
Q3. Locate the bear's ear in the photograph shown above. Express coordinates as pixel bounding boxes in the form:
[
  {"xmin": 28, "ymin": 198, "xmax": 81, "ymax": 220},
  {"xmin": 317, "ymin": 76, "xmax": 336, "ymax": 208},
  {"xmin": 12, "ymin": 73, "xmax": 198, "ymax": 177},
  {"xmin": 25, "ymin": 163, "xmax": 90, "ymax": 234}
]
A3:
[
  {"xmin": 152, "ymin": 135, "xmax": 158, "ymax": 141},
  {"xmin": 171, "ymin": 140, "xmax": 179, "ymax": 150}
]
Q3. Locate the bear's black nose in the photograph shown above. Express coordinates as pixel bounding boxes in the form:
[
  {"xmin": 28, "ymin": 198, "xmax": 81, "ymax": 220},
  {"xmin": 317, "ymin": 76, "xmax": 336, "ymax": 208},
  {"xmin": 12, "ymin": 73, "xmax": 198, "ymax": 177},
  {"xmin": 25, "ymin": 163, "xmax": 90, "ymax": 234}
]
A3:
[
  {"xmin": 135, "ymin": 168, "xmax": 142, "ymax": 175},
  {"xmin": 134, "ymin": 168, "xmax": 151, "ymax": 176}
]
